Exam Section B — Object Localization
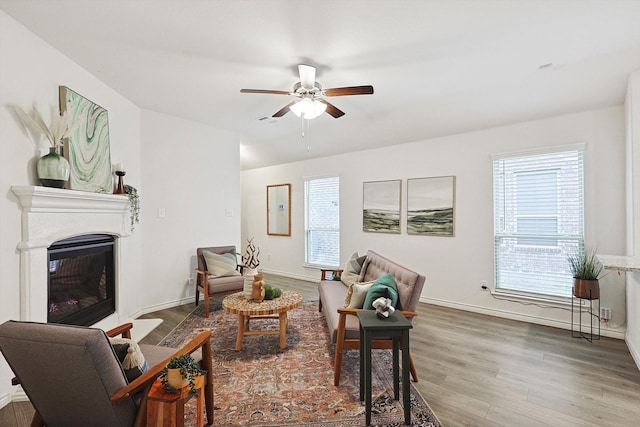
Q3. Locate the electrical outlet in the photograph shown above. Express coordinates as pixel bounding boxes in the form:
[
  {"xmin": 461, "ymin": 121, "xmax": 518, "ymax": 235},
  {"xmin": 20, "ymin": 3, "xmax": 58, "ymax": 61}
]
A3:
[
  {"xmin": 480, "ymin": 280, "xmax": 488, "ymax": 290},
  {"xmin": 600, "ymin": 307, "xmax": 611, "ymax": 322}
]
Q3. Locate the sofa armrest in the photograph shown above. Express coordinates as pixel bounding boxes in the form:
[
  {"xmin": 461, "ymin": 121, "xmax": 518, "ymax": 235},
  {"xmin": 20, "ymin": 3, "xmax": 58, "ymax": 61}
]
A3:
[{"xmin": 321, "ymin": 268, "xmax": 344, "ymax": 281}]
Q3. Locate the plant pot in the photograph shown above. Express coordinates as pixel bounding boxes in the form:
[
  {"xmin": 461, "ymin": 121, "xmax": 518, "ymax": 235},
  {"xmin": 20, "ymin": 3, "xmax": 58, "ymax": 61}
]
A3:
[
  {"xmin": 37, "ymin": 146, "xmax": 70, "ymax": 188},
  {"xmin": 166, "ymin": 368, "xmax": 189, "ymax": 389},
  {"xmin": 243, "ymin": 268, "xmax": 258, "ymax": 299},
  {"xmin": 573, "ymin": 278, "xmax": 599, "ymax": 300}
]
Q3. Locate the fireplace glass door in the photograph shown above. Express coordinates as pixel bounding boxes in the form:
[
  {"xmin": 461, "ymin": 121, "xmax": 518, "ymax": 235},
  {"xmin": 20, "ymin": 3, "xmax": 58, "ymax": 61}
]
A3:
[{"xmin": 47, "ymin": 234, "xmax": 116, "ymax": 326}]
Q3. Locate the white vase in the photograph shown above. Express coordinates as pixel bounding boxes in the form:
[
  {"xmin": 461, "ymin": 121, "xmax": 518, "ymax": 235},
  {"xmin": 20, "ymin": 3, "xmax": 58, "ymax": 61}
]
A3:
[{"xmin": 243, "ymin": 268, "xmax": 258, "ymax": 299}]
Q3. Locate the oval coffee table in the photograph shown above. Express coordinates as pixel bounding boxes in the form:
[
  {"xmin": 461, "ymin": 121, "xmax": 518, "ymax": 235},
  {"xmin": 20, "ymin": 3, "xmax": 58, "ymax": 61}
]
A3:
[{"xmin": 222, "ymin": 290, "xmax": 303, "ymax": 350}]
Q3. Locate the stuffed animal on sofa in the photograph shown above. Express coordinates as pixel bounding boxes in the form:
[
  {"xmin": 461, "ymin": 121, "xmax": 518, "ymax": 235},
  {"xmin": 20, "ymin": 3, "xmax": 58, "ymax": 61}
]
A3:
[{"xmin": 372, "ymin": 297, "xmax": 395, "ymax": 319}]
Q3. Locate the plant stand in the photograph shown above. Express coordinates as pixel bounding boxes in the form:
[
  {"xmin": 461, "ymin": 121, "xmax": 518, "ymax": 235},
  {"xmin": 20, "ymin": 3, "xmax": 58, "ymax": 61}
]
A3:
[{"xmin": 571, "ymin": 294, "xmax": 601, "ymax": 342}]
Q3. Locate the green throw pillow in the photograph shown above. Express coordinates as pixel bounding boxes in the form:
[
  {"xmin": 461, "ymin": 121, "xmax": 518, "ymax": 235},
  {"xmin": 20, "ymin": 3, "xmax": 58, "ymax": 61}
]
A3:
[
  {"xmin": 363, "ymin": 273, "xmax": 400, "ymax": 310},
  {"xmin": 203, "ymin": 250, "xmax": 240, "ymax": 278}
]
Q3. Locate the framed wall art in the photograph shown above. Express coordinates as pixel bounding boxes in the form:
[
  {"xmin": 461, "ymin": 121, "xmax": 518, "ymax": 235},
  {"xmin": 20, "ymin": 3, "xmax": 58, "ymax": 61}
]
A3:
[
  {"xmin": 407, "ymin": 176, "xmax": 456, "ymax": 236},
  {"xmin": 362, "ymin": 180, "xmax": 401, "ymax": 233},
  {"xmin": 59, "ymin": 86, "xmax": 113, "ymax": 193}
]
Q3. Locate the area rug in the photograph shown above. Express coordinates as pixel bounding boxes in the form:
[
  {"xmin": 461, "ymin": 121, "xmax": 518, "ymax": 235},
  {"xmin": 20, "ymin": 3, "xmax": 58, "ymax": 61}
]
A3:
[{"xmin": 159, "ymin": 297, "xmax": 442, "ymax": 427}]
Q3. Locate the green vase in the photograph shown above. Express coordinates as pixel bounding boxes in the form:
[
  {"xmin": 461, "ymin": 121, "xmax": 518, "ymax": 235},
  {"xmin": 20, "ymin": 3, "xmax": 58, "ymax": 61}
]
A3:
[{"xmin": 37, "ymin": 147, "xmax": 70, "ymax": 188}]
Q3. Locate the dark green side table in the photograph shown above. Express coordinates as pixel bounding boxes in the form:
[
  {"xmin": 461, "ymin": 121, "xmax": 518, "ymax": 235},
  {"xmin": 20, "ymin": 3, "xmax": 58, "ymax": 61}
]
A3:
[{"xmin": 357, "ymin": 310, "xmax": 412, "ymax": 426}]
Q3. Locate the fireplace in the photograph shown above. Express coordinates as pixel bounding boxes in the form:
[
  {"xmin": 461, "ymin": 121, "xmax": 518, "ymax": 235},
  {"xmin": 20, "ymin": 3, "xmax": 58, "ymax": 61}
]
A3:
[
  {"xmin": 47, "ymin": 234, "xmax": 116, "ymax": 326},
  {"xmin": 11, "ymin": 185, "xmax": 130, "ymax": 325}
]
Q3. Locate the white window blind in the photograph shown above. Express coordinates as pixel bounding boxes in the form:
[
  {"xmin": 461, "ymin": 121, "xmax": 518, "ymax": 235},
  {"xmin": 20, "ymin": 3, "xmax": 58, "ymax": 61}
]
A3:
[
  {"xmin": 493, "ymin": 149, "xmax": 584, "ymax": 297},
  {"xmin": 304, "ymin": 176, "xmax": 340, "ymax": 267}
]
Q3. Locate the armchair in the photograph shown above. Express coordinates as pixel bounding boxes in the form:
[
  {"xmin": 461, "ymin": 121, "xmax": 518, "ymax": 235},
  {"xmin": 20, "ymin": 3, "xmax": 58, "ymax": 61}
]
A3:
[
  {"xmin": 0, "ymin": 321, "xmax": 214, "ymax": 427},
  {"xmin": 195, "ymin": 245, "xmax": 244, "ymax": 317}
]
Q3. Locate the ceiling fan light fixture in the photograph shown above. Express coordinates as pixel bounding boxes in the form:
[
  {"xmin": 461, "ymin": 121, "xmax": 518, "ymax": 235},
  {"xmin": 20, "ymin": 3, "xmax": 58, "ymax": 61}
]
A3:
[{"xmin": 289, "ymin": 98, "xmax": 327, "ymax": 119}]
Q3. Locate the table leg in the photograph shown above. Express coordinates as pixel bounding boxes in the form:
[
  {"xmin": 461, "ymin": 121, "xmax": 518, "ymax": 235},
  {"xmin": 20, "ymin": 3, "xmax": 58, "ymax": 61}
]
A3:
[
  {"xmin": 235, "ymin": 314, "xmax": 245, "ymax": 350},
  {"xmin": 392, "ymin": 336, "xmax": 400, "ymax": 400},
  {"xmin": 402, "ymin": 330, "xmax": 411, "ymax": 425},
  {"xmin": 365, "ymin": 330, "xmax": 372, "ymax": 426},
  {"xmin": 359, "ymin": 324, "xmax": 365, "ymax": 402},
  {"xmin": 279, "ymin": 311, "xmax": 288, "ymax": 349}
]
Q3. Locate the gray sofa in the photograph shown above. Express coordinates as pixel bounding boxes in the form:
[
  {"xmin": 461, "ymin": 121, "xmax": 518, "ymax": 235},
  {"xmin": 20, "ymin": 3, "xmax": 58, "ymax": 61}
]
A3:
[{"xmin": 318, "ymin": 250, "xmax": 426, "ymax": 385}]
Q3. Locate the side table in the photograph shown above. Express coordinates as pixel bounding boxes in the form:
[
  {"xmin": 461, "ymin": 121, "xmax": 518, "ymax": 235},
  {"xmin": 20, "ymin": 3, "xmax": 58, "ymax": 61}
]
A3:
[
  {"xmin": 357, "ymin": 310, "xmax": 412, "ymax": 426},
  {"xmin": 147, "ymin": 374, "xmax": 205, "ymax": 427}
]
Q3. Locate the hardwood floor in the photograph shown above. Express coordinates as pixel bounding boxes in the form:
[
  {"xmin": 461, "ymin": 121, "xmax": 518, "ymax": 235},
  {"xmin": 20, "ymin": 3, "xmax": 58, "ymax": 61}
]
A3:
[{"xmin": 2, "ymin": 273, "xmax": 640, "ymax": 426}]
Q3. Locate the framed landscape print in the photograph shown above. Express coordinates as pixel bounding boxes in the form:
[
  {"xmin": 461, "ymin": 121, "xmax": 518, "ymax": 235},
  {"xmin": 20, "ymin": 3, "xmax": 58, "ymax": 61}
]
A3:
[
  {"xmin": 407, "ymin": 176, "xmax": 456, "ymax": 236},
  {"xmin": 59, "ymin": 86, "xmax": 113, "ymax": 193},
  {"xmin": 363, "ymin": 180, "xmax": 401, "ymax": 233}
]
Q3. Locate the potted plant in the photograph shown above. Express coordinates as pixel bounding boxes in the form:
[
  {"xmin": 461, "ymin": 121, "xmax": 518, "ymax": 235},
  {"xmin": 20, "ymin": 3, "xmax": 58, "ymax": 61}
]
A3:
[
  {"xmin": 124, "ymin": 184, "xmax": 140, "ymax": 232},
  {"xmin": 160, "ymin": 354, "xmax": 205, "ymax": 395},
  {"xmin": 568, "ymin": 247, "xmax": 603, "ymax": 300}
]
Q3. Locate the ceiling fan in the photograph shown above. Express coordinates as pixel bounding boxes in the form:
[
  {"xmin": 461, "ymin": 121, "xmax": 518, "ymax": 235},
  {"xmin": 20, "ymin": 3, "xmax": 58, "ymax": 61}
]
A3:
[{"xmin": 240, "ymin": 64, "xmax": 374, "ymax": 119}]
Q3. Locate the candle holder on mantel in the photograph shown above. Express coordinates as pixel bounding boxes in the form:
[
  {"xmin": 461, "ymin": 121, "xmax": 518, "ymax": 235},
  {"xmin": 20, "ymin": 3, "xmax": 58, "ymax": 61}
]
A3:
[{"xmin": 114, "ymin": 171, "xmax": 126, "ymax": 195}]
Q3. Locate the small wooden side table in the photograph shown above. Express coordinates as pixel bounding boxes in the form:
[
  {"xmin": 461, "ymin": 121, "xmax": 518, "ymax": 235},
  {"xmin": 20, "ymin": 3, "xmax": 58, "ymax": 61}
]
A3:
[
  {"xmin": 357, "ymin": 310, "xmax": 412, "ymax": 426},
  {"xmin": 147, "ymin": 374, "xmax": 205, "ymax": 427}
]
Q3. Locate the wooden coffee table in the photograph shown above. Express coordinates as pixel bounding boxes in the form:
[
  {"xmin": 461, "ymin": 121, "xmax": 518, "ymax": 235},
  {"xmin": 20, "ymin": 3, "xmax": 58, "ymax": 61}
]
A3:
[{"xmin": 222, "ymin": 290, "xmax": 303, "ymax": 350}]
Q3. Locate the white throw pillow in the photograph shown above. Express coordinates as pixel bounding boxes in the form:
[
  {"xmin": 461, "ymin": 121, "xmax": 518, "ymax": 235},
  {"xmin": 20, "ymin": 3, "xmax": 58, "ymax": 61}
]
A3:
[
  {"xmin": 343, "ymin": 281, "xmax": 374, "ymax": 308},
  {"xmin": 203, "ymin": 250, "xmax": 240, "ymax": 278},
  {"xmin": 341, "ymin": 252, "xmax": 367, "ymax": 286}
]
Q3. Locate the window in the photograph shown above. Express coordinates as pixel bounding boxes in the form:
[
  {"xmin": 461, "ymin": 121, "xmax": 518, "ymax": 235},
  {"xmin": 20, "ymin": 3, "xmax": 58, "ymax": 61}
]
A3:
[
  {"xmin": 493, "ymin": 148, "xmax": 584, "ymax": 297},
  {"xmin": 304, "ymin": 176, "xmax": 340, "ymax": 268}
]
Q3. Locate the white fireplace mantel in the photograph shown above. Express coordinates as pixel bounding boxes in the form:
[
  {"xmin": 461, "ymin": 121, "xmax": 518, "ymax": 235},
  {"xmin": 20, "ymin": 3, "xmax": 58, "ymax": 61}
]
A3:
[{"xmin": 11, "ymin": 185, "xmax": 131, "ymax": 322}]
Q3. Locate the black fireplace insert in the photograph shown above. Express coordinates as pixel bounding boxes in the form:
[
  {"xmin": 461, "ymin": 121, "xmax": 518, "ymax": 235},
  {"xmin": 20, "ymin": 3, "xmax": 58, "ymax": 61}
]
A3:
[{"xmin": 47, "ymin": 234, "xmax": 115, "ymax": 326}]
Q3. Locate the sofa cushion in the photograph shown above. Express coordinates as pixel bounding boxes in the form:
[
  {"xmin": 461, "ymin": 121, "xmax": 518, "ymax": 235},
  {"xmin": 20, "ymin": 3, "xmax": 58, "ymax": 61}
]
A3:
[
  {"xmin": 203, "ymin": 250, "xmax": 240, "ymax": 278},
  {"xmin": 341, "ymin": 251, "xmax": 367, "ymax": 286},
  {"xmin": 343, "ymin": 281, "xmax": 374, "ymax": 308},
  {"xmin": 363, "ymin": 273, "xmax": 399, "ymax": 310}
]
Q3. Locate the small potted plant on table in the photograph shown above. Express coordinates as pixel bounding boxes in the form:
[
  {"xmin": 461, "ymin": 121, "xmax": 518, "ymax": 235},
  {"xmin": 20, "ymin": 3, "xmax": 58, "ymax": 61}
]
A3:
[{"xmin": 161, "ymin": 354, "xmax": 205, "ymax": 395}]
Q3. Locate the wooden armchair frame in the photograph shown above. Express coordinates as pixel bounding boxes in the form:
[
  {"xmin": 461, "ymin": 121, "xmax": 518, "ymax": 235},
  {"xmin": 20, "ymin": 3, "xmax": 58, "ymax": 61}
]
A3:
[
  {"xmin": 195, "ymin": 246, "xmax": 244, "ymax": 317},
  {"xmin": 4, "ymin": 322, "xmax": 214, "ymax": 427}
]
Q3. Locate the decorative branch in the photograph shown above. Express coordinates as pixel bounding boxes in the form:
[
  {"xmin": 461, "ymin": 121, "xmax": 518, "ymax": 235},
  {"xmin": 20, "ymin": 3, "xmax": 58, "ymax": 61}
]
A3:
[{"xmin": 243, "ymin": 237, "xmax": 260, "ymax": 269}]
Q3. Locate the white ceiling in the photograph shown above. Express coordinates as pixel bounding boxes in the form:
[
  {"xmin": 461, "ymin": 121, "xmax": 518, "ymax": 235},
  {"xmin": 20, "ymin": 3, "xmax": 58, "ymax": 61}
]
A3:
[{"xmin": 2, "ymin": 0, "xmax": 640, "ymax": 170}]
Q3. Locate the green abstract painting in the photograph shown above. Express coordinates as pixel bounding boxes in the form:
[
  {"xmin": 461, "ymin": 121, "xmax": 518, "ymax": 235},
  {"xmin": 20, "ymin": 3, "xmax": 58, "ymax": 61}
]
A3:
[{"xmin": 59, "ymin": 86, "xmax": 112, "ymax": 193}]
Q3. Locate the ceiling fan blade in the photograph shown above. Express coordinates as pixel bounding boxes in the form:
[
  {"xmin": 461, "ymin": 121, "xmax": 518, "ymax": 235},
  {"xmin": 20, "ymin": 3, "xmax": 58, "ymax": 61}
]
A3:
[
  {"xmin": 272, "ymin": 101, "xmax": 297, "ymax": 118},
  {"xmin": 240, "ymin": 89, "xmax": 290, "ymax": 95},
  {"xmin": 298, "ymin": 64, "xmax": 316, "ymax": 89},
  {"xmin": 324, "ymin": 85, "xmax": 374, "ymax": 96},
  {"xmin": 318, "ymin": 99, "xmax": 345, "ymax": 118}
]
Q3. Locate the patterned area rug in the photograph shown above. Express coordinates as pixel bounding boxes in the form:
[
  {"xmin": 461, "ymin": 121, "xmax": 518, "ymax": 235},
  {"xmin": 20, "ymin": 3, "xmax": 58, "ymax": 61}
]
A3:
[{"xmin": 159, "ymin": 297, "xmax": 442, "ymax": 427}]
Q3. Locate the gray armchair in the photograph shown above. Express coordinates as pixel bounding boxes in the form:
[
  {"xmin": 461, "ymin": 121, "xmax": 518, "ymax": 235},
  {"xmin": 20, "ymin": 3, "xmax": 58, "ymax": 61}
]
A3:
[
  {"xmin": 0, "ymin": 320, "xmax": 214, "ymax": 427},
  {"xmin": 195, "ymin": 245, "xmax": 244, "ymax": 317}
]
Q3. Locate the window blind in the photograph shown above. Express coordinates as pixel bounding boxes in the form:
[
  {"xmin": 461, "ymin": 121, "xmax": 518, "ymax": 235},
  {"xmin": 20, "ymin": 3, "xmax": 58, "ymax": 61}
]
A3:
[
  {"xmin": 304, "ymin": 176, "xmax": 340, "ymax": 267},
  {"xmin": 493, "ymin": 149, "xmax": 584, "ymax": 297}
]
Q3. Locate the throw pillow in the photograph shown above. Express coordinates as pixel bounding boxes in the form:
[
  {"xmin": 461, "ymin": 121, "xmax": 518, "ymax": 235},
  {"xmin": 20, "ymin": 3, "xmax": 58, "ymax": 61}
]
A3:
[
  {"xmin": 203, "ymin": 250, "xmax": 240, "ymax": 278},
  {"xmin": 341, "ymin": 252, "xmax": 367, "ymax": 287},
  {"xmin": 363, "ymin": 273, "xmax": 400, "ymax": 310},
  {"xmin": 343, "ymin": 281, "xmax": 374, "ymax": 308},
  {"xmin": 109, "ymin": 337, "xmax": 149, "ymax": 383}
]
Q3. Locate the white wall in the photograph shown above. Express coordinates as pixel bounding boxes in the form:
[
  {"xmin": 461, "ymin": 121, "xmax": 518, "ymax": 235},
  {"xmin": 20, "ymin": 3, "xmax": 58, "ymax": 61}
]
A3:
[
  {"xmin": 625, "ymin": 70, "xmax": 640, "ymax": 366},
  {"xmin": 0, "ymin": 12, "xmax": 242, "ymax": 407},
  {"xmin": 242, "ymin": 106, "xmax": 626, "ymax": 337},
  {"xmin": 140, "ymin": 110, "xmax": 241, "ymax": 311},
  {"xmin": 0, "ymin": 11, "xmax": 142, "ymax": 406}
]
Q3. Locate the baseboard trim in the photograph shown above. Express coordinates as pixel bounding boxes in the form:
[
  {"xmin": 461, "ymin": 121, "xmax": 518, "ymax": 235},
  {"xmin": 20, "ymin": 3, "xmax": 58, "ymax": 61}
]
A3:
[
  {"xmin": 139, "ymin": 296, "xmax": 194, "ymax": 316},
  {"xmin": 625, "ymin": 333, "xmax": 640, "ymax": 370},
  {"xmin": 421, "ymin": 296, "xmax": 626, "ymax": 340}
]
